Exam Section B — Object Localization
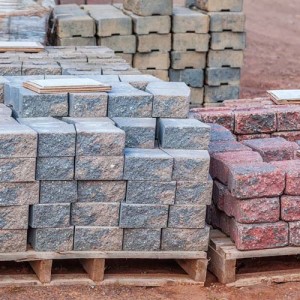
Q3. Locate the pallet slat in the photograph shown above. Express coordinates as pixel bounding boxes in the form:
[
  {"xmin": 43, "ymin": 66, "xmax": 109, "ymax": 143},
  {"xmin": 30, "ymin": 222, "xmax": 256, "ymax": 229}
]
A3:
[{"xmin": 29, "ymin": 260, "xmax": 52, "ymax": 284}]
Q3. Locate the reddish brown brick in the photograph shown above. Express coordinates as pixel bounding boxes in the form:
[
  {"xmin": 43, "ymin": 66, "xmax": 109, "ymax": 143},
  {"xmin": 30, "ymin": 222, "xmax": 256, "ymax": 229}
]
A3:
[
  {"xmin": 232, "ymin": 221, "xmax": 289, "ymax": 250},
  {"xmin": 228, "ymin": 162, "xmax": 285, "ymax": 199},
  {"xmin": 272, "ymin": 131, "xmax": 300, "ymax": 142},
  {"xmin": 212, "ymin": 180, "xmax": 227, "ymax": 211},
  {"xmin": 224, "ymin": 191, "xmax": 280, "ymax": 223},
  {"xmin": 289, "ymin": 221, "xmax": 300, "ymax": 246},
  {"xmin": 208, "ymin": 123, "xmax": 235, "ymax": 142},
  {"xmin": 281, "ymin": 196, "xmax": 300, "ymax": 221},
  {"xmin": 237, "ymin": 134, "xmax": 271, "ymax": 142},
  {"xmin": 276, "ymin": 106, "xmax": 300, "ymax": 132},
  {"xmin": 190, "ymin": 108, "xmax": 234, "ymax": 131},
  {"xmin": 208, "ymin": 141, "xmax": 251, "ymax": 155},
  {"xmin": 271, "ymin": 160, "xmax": 300, "ymax": 196},
  {"xmin": 234, "ymin": 108, "xmax": 277, "ymax": 134},
  {"xmin": 242, "ymin": 137, "xmax": 298, "ymax": 162},
  {"xmin": 210, "ymin": 151, "xmax": 262, "ymax": 184}
]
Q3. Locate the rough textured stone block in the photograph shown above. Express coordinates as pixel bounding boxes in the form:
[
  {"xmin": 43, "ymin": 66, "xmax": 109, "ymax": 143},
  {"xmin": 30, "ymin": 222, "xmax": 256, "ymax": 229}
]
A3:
[
  {"xmin": 289, "ymin": 221, "xmax": 300, "ymax": 246},
  {"xmin": 78, "ymin": 181, "xmax": 126, "ymax": 203},
  {"xmin": 172, "ymin": 6, "xmax": 209, "ymax": 33},
  {"xmin": 276, "ymin": 106, "xmax": 300, "ymax": 132},
  {"xmin": 108, "ymin": 83, "xmax": 153, "ymax": 118},
  {"xmin": 235, "ymin": 109, "xmax": 277, "ymax": 134},
  {"xmin": 212, "ymin": 180, "xmax": 227, "ymax": 211},
  {"xmin": 159, "ymin": 118, "xmax": 210, "ymax": 149},
  {"xmin": 210, "ymin": 150, "xmax": 263, "ymax": 184},
  {"xmin": 119, "ymin": 74, "xmax": 161, "ymax": 91},
  {"xmin": 126, "ymin": 181, "xmax": 176, "ymax": 205},
  {"xmin": 69, "ymin": 93, "xmax": 108, "ymax": 117},
  {"xmin": 124, "ymin": 148, "xmax": 173, "ymax": 181},
  {"xmin": 176, "ymin": 179, "xmax": 213, "ymax": 205},
  {"xmin": 74, "ymin": 226, "xmax": 123, "ymax": 251},
  {"xmin": 232, "ymin": 221, "xmax": 289, "ymax": 251},
  {"xmin": 168, "ymin": 205, "xmax": 206, "ymax": 228},
  {"xmin": 228, "ymin": 162, "xmax": 285, "ymax": 199},
  {"xmin": 137, "ymin": 34, "xmax": 171, "ymax": 53},
  {"xmin": 169, "ymin": 69, "xmax": 204, "ymax": 88},
  {"xmin": 123, "ymin": 0, "xmax": 173, "ymax": 16},
  {"xmin": 0, "ymin": 206, "xmax": 28, "ymax": 229},
  {"xmin": 206, "ymin": 67, "xmax": 240, "ymax": 86},
  {"xmin": 147, "ymin": 82, "xmax": 190, "ymax": 118},
  {"xmin": 208, "ymin": 140, "xmax": 251, "ymax": 155},
  {"xmin": 75, "ymin": 156, "xmax": 124, "ymax": 180},
  {"xmin": 71, "ymin": 203, "xmax": 120, "ymax": 226},
  {"xmin": 113, "ymin": 117, "xmax": 156, "ymax": 148},
  {"xmin": 171, "ymin": 51, "xmax": 207, "ymax": 70},
  {"xmin": 0, "ymin": 123, "xmax": 37, "ymax": 158},
  {"xmin": 29, "ymin": 204, "xmax": 70, "ymax": 228},
  {"xmin": 75, "ymin": 123, "xmax": 125, "ymax": 156},
  {"xmin": 0, "ymin": 230, "xmax": 27, "ymax": 252},
  {"xmin": 209, "ymin": 12, "xmax": 245, "ymax": 32},
  {"xmin": 161, "ymin": 226, "xmax": 209, "ymax": 251},
  {"xmin": 207, "ymin": 50, "xmax": 244, "ymax": 68},
  {"xmin": 133, "ymin": 52, "xmax": 170, "ymax": 70},
  {"xmin": 22, "ymin": 63, "xmax": 61, "ymax": 76},
  {"xmin": 0, "ymin": 182, "xmax": 39, "ymax": 206},
  {"xmin": 209, "ymin": 123, "xmax": 235, "ymax": 142},
  {"xmin": 271, "ymin": 160, "xmax": 300, "ymax": 196},
  {"xmin": 36, "ymin": 157, "xmax": 74, "ymax": 181},
  {"xmin": 123, "ymin": 229, "xmax": 161, "ymax": 251},
  {"xmin": 281, "ymin": 196, "xmax": 300, "ymax": 222},
  {"xmin": 242, "ymin": 138, "xmax": 298, "ymax": 162},
  {"xmin": 29, "ymin": 227, "xmax": 74, "ymax": 251},
  {"xmin": 119, "ymin": 203, "xmax": 169, "ymax": 228},
  {"xmin": 173, "ymin": 33, "xmax": 209, "ymax": 52},
  {"xmin": 0, "ymin": 158, "xmax": 36, "ymax": 182},
  {"xmin": 204, "ymin": 85, "xmax": 240, "ymax": 103},
  {"xmin": 18, "ymin": 117, "xmax": 76, "ymax": 157},
  {"xmin": 40, "ymin": 181, "xmax": 77, "ymax": 204},
  {"xmin": 195, "ymin": 0, "xmax": 243, "ymax": 12},
  {"xmin": 100, "ymin": 35, "xmax": 136, "ymax": 54},
  {"xmin": 272, "ymin": 131, "xmax": 300, "ymax": 142},
  {"xmin": 0, "ymin": 62, "xmax": 22, "ymax": 76},
  {"xmin": 210, "ymin": 32, "xmax": 246, "ymax": 50},
  {"xmin": 163, "ymin": 149, "xmax": 210, "ymax": 181}
]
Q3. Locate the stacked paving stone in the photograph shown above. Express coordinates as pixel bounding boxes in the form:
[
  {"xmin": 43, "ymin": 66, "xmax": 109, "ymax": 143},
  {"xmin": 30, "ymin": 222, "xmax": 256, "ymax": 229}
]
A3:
[
  {"xmin": 0, "ymin": 110, "xmax": 38, "ymax": 252},
  {"xmin": 186, "ymin": 0, "xmax": 245, "ymax": 106}
]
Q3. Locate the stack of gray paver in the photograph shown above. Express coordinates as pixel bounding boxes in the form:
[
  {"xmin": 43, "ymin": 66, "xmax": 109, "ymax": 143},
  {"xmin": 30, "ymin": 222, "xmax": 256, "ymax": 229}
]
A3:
[
  {"xmin": 187, "ymin": 0, "xmax": 245, "ymax": 106},
  {"xmin": 0, "ymin": 111, "xmax": 38, "ymax": 252},
  {"xmin": 17, "ymin": 117, "xmax": 76, "ymax": 251}
]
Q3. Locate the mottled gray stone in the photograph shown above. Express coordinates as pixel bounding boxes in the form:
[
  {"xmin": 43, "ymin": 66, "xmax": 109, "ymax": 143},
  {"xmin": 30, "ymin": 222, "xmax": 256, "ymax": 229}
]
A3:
[
  {"xmin": 205, "ymin": 67, "xmax": 241, "ymax": 86},
  {"xmin": 29, "ymin": 227, "xmax": 74, "ymax": 251},
  {"xmin": 171, "ymin": 51, "xmax": 207, "ymax": 70},
  {"xmin": 22, "ymin": 63, "xmax": 62, "ymax": 76},
  {"xmin": 207, "ymin": 50, "xmax": 244, "ymax": 68},
  {"xmin": 126, "ymin": 181, "xmax": 176, "ymax": 204},
  {"xmin": 124, "ymin": 148, "xmax": 173, "ymax": 181},
  {"xmin": 0, "ymin": 206, "xmax": 28, "ymax": 229},
  {"xmin": 36, "ymin": 157, "xmax": 74, "ymax": 181},
  {"xmin": 136, "ymin": 33, "xmax": 171, "ymax": 53},
  {"xmin": 0, "ymin": 158, "xmax": 36, "ymax": 182},
  {"xmin": 159, "ymin": 119, "xmax": 211, "ymax": 150},
  {"xmin": 78, "ymin": 181, "xmax": 126, "ymax": 203},
  {"xmin": 113, "ymin": 117, "xmax": 156, "ymax": 148},
  {"xmin": 0, "ymin": 230, "xmax": 27, "ymax": 252},
  {"xmin": 18, "ymin": 117, "xmax": 76, "ymax": 157},
  {"xmin": 74, "ymin": 226, "xmax": 123, "ymax": 251},
  {"xmin": 195, "ymin": 0, "xmax": 243, "ymax": 12},
  {"xmin": 75, "ymin": 156, "xmax": 124, "ymax": 180},
  {"xmin": 146, "ymin": 82, "xmax": 190, "ymax": 118},
  {"xmin": 168, "ymin": 205, "xmax": 206, "ymax": 228},
  {"xmin": 123, "ymin": 229, "xmax": 161, "ymax": 251},
  {"xmin": 169, "ymin": 69, "xmax": 204, "ymax": 88},
  {"xmin": 71, "ymin": 203, "xmax": 120, "ymax": 226},
  {"xmin": 0, "ymin": 103, "xmax": 11, "ymax": 116},
  {"xmin": 119, "ymin": 75, "xmax": 161, "ymax": 91},
  {"xmin": 123, "ymin": 0, "xmax": 173, "ymax": 16},
  {"xmin": 161, "ymin": 226, "xmax": 210, "ymax": 251},
  {"xmin": 210, "ymin": 32, "xmax": 246, "ymax": 50},
  {"xmin": 0, "ymin": 62, "xmax": 22, "ymax": 76},
  {"xmin": 75, "ymin": 123, "xmax": 125, "ymax": 156},
  {"xmin": 40, "ymin": 181, "xmax": 77, "ymax": 204},
  {"xmin": 0, "ymin": 182, "xmax": 39, "ymax": 206},
  {"xmin": 100, "ymin": 35, "xmax": 136, "ymax": 54},
  {"xmin": 172, "ymin": 33, "xmax": 210, "ymax": 52},
  {"xmin": 108, "ymin": 83, "xmax": 153, "ymax": 118},
  {"xmin": 176, "ymin": 179, "xmax": 213, "ymax": 205},
  {"xmin": 163, "ymin": 149, "xmax": 210, "ymax": 181},
  {"xmin": 0, "ymin": 123, "xmax": 37, "ymax": 158},
  {"xmin": 15, "ymin": 87, "xmax": 68, "ymax": 118},
  {"xmin": 204, "ymin": 85, "xmax": 240, "ymax": 103},
  {"xmin": 120, "ymin": 203, "xmax": 169, "ymax": 228},
  {"xmin": 208, "ymin": 12, "xmax": 245, "ymax": 32},
  {"xmin": 0, "ymin": 78, "xmax": 9, "ymax": 103},
  {"xmin": 29, "ymin": 204, "xmax": 71, "ymax": 228},
  {"xmin": 69, "ymin": 93, "xmax": 108, "ymax": 118}
]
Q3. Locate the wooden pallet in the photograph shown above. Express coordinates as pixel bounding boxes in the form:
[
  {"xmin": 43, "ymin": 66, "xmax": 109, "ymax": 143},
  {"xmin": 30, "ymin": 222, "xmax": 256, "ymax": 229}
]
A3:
[
  {"xmin": 0, "ymin": 250, "xmax": 208, "ymax": 287},
  {"xmin": 208, "ymin": 230, "xmax": 300, "ymax": 287}
]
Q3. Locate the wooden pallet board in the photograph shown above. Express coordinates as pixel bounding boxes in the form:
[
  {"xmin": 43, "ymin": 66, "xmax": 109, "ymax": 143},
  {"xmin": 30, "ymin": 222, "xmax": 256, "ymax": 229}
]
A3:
[
  {"xmin": 0, "ymin": 42, "xmax": 44, "ymax": 53},
  {"xmin": 208, "ymin": 229, "xmax": 300, "ymax": 287},
  {"xmin": 0, "ymin": 251, "xmax": 208, "ymax": 287}
]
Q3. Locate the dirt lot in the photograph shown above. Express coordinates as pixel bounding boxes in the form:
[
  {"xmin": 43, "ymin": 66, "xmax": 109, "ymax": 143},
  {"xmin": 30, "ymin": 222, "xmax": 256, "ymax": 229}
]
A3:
[{"xmin": 1, "ymin": 0, "xmax": 300, "ymax": 299}]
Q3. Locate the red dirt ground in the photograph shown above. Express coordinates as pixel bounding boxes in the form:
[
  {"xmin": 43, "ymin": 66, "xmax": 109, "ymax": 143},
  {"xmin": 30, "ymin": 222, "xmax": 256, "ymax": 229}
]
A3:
[{"xmin": 1, "ymin": 0, "xmax": 300, "ymax": 299}]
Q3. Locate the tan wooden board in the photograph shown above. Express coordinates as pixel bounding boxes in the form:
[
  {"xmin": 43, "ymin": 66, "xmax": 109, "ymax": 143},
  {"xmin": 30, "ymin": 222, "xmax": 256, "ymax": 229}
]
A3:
[
  {"xmin": 0, "ymin": 42, "xmax": 44, "ymax": 53},
  {"xmin": 268, "ymin": 89, "xmax": 300, "ymax": 105}
]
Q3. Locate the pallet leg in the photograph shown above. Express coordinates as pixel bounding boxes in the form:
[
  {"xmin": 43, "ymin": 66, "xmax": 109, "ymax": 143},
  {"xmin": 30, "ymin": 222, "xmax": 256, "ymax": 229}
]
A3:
[
  {"xmin": 176, "ymin": 259, "xmax": 208, "ymax": 282},
  {"xmin": 29, "ymin": 260, "xmax": 53, "ymax": 284},
  {"xmin": 208, "ymin": 245, "xmax": 236, "ymax": 284},
  {"xmin": 80, "ymin": 258, "xmax": 105, "ymax": 282}
]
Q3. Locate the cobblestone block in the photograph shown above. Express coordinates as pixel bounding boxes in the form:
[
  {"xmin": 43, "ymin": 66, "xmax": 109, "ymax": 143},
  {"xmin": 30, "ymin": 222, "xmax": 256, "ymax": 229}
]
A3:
[
  {"xmin": 195, "ymin": 0, "xmax": 243, "ymax": 13},
  {"xmin": 276, "ymin": 106, "xmax": 300, "ymax": 132},
  {"xmin": 133, "ymin": 52, "xmax": 170, "ymax": 70},
  {"xmin": 171, "ymin": 51, "xmax": 207, "ymax": 70},
  {"xmin": 210, "ymin": 32, "xmax": 246, "ymax": 50},
  {"xmin": 212, "ymin": 180, "xmax": 226, "ymax": 211},
  {"xmin": 123, "ymin": 0, "xmax": 173, "ymax": 16},
  {"xmin": 207, "ymin": 50, "xmax": 244, "ymax": 68},
  {"xmin": 209, "ymin": 123, "xmax": 235, "ymax": 142},
  {"xmin": 209, "ymin": 12, "xmax": 245, "ymax": 32},
  {"xmin": 205, "ymin": 67, "xmax": 240, "ymax": 86},
  {"xmin": 0, "ymin": 206, "xmax": 28, "ymax": 229},
  {"xmin": 0, "ymin": 230, "xmax": 27, "ymax": 252},
  {"xmin": 173, "ymin": 33, "xmax": 209, "ymax": 52},
  {"xmin": 100, "ymin": 35, "xmax": 136, "ymax": 54},
  {"xmin": 137, "ymin": 34, "xmax": 171, "ymax": 53},
  {"xmin": 208, "ymin": 140, "xmax": 251, "ymax": 155},
  {"xmin": 281, "ymin": 196, "xmax": 300, "ymax": 222},
  {"xmin": 169, "ymin": 69, "xmax": 204, "ymax": 88},
  {"xmin": 204, "ymin": 85, "xmax": 240, "ymax": 103},
  {"xmin": 289, "ymin": 221, "xmax": 300, "ymax": 246}
]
